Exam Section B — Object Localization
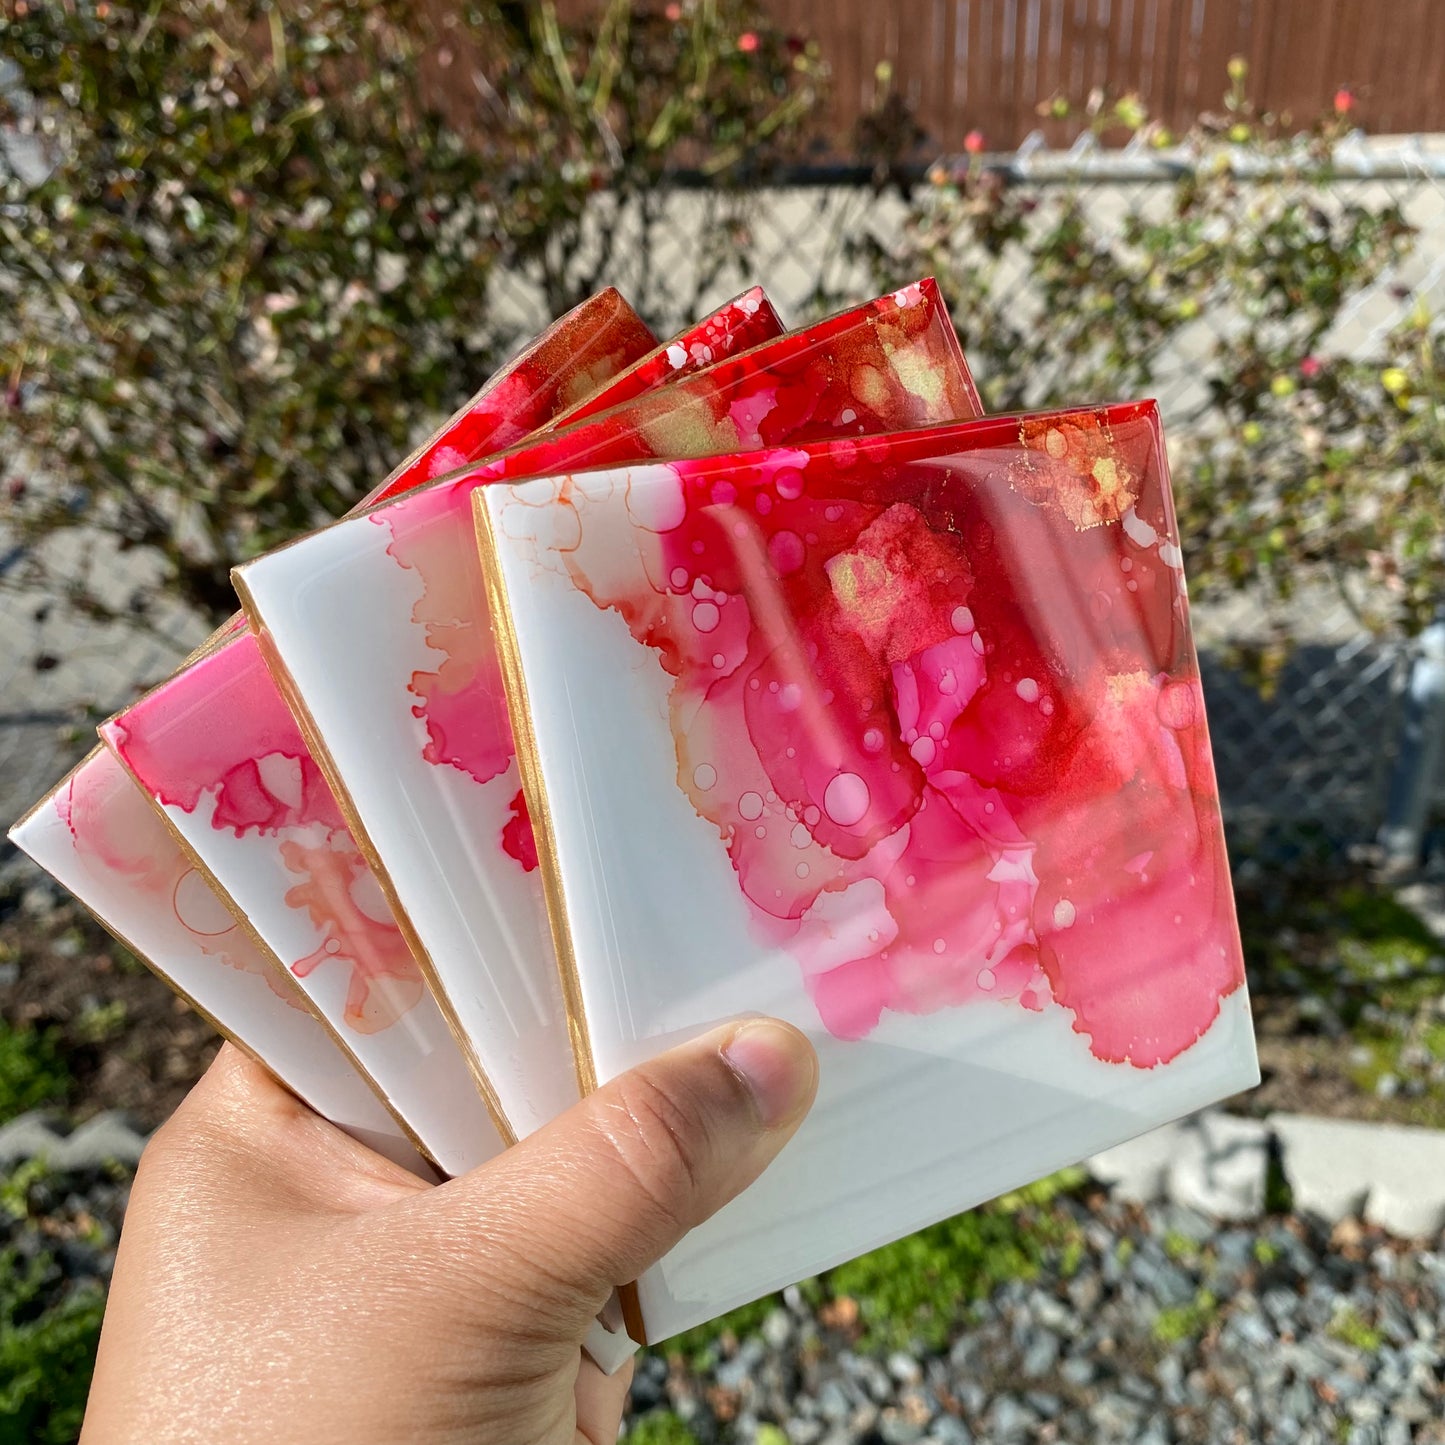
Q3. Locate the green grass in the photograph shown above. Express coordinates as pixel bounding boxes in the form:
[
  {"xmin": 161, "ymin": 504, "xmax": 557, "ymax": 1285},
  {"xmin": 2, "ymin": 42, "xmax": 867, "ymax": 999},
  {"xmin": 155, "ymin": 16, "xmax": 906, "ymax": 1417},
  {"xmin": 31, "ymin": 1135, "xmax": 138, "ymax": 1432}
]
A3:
[
  {"xmin": 1152, "ymin": 1289, "xmax": 1219, "ymax": 1345},
  {"xmin": 1328, "ymin": 1306, "xmax": 1383, "ymax": 1353},
  {"xmin": 0, "ymin": 1023, "xmax": 70, "ymax": 1123},
  {"xmin": 661, "ymin": 1169, "xmax": 1087, "ymax": 1364},
  {"xmin": 624, "ymin": 1411, "xmax": 700, "ymax": 1445},
  {"xmin": 0, "ymin": 1248, "xmax": 104, "ymax": 1445}
]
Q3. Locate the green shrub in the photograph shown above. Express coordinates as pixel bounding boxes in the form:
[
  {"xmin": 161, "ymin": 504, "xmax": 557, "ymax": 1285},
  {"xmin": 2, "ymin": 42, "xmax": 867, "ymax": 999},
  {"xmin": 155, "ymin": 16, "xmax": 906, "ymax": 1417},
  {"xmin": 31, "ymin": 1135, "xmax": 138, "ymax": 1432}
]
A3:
[
  {"xmin": 1, "ymin": 0, "xmax": 821, "ymax": 630},
  {"xmin": 0, "ymin": 1022, "xmax": 69, "ymax": 1122},
  {"xmin": 0, "ymin": 1249, "xmax": 104, "ymax": 1445}
]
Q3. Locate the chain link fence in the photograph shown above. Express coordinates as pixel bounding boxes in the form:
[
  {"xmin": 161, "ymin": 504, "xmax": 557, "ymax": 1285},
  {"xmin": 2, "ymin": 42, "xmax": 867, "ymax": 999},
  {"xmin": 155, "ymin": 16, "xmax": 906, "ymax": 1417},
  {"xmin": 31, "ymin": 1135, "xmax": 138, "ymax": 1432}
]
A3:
[{"xmin": 4, "ymin": 135, "xmax": 1444, "ymax": 847}]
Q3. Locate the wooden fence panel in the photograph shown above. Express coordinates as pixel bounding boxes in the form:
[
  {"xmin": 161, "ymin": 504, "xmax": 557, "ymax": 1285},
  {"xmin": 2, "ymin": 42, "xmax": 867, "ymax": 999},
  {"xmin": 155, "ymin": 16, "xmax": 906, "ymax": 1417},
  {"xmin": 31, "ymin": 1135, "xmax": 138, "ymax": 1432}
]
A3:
[{"xmin": 753, "ymin": 0, "xmax": 1445, "ymax": 152}]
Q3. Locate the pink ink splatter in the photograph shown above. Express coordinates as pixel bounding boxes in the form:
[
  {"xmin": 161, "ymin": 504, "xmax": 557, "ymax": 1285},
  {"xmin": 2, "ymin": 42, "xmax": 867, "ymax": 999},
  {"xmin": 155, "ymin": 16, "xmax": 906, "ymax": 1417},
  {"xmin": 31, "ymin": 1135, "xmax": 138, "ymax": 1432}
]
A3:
[
  {"xmin": 500, "ymin": 790, "xmax": 539, "ymax": 872},
  {"xmin": 56, "ymin": 752, "xmax": 301, "ymax": 1006},
  {"xmin": 281, "ymin": 838, "xmax": 424, "ymax": 1034},
  {"xmin": 516, "ymin": 404, "xmax": 1244, "ymax": 1066}
]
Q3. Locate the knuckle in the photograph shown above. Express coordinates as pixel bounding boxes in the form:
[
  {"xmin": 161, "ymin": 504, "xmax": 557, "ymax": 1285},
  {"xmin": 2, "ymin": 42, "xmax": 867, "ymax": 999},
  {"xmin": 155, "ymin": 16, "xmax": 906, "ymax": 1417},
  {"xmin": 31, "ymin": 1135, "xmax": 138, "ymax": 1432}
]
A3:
[{"xmin": 596, "ymin": 1068, "xmax": 715, "ymax": 1228}]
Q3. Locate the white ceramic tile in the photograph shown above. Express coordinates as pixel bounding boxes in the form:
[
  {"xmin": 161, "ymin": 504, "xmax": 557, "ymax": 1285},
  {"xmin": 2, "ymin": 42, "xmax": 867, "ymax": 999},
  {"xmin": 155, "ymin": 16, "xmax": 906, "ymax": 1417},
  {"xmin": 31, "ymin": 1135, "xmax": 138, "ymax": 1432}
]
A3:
[{"xmin": 478, "ymin": 403, "xmax": 1260, "ymax": 1341}]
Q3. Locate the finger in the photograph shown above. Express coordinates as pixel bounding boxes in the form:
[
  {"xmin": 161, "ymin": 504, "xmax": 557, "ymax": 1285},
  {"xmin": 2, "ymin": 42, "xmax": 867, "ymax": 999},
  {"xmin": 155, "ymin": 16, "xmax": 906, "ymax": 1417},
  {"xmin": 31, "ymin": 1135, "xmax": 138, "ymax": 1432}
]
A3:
[
  {"xmin": 574, "ymin": 1353, "xmax": 635, "ymax": 1445},
  {"xmin": 427, "ymin": 1018, "xmax": 818, "ymax": 1335}
]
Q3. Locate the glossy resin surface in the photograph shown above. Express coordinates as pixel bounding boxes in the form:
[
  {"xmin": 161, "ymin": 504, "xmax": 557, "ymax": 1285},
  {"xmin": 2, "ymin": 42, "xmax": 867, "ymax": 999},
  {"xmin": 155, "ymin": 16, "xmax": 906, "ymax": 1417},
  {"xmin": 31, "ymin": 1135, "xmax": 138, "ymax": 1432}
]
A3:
[{"xmin": 477, "ymin": 403, "xmax": 1258, "ymax": 1341}]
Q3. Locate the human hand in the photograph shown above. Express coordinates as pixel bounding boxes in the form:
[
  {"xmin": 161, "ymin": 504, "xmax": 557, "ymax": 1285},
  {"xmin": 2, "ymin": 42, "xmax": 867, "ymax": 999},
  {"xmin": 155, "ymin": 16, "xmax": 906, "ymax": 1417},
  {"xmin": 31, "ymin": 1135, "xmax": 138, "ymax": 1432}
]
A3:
[{"xmin": 81, "ymin": 1021, "xmax": 818, "ymax": 1444}]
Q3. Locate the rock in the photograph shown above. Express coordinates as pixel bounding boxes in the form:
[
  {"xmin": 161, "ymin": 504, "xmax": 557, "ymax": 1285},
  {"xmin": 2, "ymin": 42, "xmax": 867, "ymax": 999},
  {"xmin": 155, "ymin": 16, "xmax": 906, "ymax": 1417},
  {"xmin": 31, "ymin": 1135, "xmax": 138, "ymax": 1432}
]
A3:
[
  {"xmin": 1165, "ymin": 1113, "xmax": 1271, "ymax": 1220},
  {"xmin": 878, "ymin": 1410, "xmax": 925, "ymax": 1444},
  {"xmin": 815, "ymin": 1382, "xmax": 851, "ymax": 1424},
  {"xmin": 50, "ymin": 1112, "xmax": 147, "ymax": 1170},
  {"xmin": 714, "ymin": 1339, "xmax": 765, "ymax": 1392},
  {"xmin": 1020, "ymin": 1331, "xmax": 1059, "ymax": 1379},
  {"xmin": 786, "ymin": 1421, "xmax": 825, "ymax": 1445},
  {"xmin": 762, "ymin": 1308, "xmax": 793, "ymax": 1351},
  {"xmin": 783, "ymin": 1284, "xmax": 810, "ymax": 1318},
  {"xmin": 1274, "ymin": 1114, "xmax": 1445, "ymax": 1236},
  {"xmin": 887, "ymin": 1352, "xmax": 922, "ymax": 1386},
  {"xmin": 1155, "ymin": 1353, "xmax": 1185, "ymax": 1405},
  {"xmin": 986, "ymin": 1397, "xmax": 1037, "ymax": 1441},
  {"xmin": 926, "ymin": 1418, "xmax": 973, "ymax": 1445},
  {"xmin": 1088, "ymin": 1395, "xmax": 1143, "ymax": 1439},
  {"xmin": 950, "ymin": 1381, "xmax": 986, "ymax": 1418},
  {"xmin": 1088, "ymin": 1123, "xmax": 1180, "ymax": 1203},
  {"xmin": 1059, "ymin": 1357, "xmax": 1096, "ymax": 1388},
  {"xmin": 0, "ymin": 1112, "xmax": 67, "ymax": 1167},
  {"xmin": 841, "ymin": 1353, "xmax": 892, "ymax": 1403},
  {"xmin": 629, "ymin": 1354, "xmax": 668, "ymax": 1412},
  {"xmin": 1023, "ymin": 1391, "xmax": 1061, "ymax": 1419}
]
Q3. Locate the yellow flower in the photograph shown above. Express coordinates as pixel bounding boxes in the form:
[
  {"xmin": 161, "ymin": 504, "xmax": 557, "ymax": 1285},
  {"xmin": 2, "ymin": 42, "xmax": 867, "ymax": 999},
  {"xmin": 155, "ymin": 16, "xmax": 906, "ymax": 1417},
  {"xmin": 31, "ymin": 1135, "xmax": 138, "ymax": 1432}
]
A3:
[{"xmin": 1381, "ymin": 367, "xmax": 1409, "ymax": 395}]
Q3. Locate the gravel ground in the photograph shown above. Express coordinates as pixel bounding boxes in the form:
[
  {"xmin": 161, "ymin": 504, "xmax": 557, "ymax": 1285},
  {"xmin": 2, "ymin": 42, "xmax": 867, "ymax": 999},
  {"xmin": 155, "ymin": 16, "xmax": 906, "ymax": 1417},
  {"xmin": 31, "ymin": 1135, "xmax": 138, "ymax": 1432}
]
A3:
[{"xmin": 626, "ymin": 1196, "xmax": 1445, "ymax": 1445}]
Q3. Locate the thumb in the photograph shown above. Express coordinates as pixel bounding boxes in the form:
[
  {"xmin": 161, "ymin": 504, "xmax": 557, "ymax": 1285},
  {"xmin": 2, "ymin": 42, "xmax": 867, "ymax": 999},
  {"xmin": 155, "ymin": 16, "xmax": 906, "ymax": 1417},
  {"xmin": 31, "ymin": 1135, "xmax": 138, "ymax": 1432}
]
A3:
[{"xmin": 431, "ymin": 1018, "xmax": 818, "ymax": 1337}]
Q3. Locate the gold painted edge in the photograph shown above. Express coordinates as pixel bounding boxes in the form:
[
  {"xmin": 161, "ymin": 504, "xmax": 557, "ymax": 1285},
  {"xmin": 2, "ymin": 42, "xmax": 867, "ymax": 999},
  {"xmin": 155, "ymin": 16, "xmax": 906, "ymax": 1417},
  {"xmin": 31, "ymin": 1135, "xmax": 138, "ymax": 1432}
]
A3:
[
  {"xmin": 231, "ymin": 570, "xmax": 519, "ymax": 1150},
  {"xmin": 472, "ymin": 491, "xmax": 646, "ymax": 1344},
  {"xmin": 94, "ymin": 729, "xmax": 445, "ymax": 1172},
  {"xmin": 470, "ymin": 496, "xmax": 600, "ymax": 1101}
]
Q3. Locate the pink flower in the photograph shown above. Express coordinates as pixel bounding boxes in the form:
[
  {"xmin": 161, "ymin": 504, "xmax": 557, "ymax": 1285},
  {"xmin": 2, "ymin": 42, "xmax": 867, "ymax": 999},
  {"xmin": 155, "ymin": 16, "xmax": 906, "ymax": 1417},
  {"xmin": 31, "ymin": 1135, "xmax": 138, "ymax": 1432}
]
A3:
[
  {"xmin": 1299, "ymin": 356, "xmax": 1323, "ymax": 380},
  {"xmin": 1334, "ymin": 88, "xmax": 1354, "ymax": 115},
  {"xmin": 737, "ymin": 31, "xmax": 760, "ymax": 53},
  {"xmin": 665, "ymin": 3, "xmax": 681, "ymax": 19},
  {"xmin": 963, "ymin": 129, "xmax": 985, "ymax": 155}
]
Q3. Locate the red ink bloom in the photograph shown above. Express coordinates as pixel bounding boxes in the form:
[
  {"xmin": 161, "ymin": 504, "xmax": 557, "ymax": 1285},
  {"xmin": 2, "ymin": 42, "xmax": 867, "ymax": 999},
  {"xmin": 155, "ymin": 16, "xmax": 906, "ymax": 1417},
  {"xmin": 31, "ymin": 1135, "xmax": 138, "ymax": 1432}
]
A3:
[
  {"xmin": 518, "ymin": 405, "xmax": 1243, "ymax": 1066},
  {"xmin": 501, "ymin": 790, "xmax": 539, "ymax": 871}
]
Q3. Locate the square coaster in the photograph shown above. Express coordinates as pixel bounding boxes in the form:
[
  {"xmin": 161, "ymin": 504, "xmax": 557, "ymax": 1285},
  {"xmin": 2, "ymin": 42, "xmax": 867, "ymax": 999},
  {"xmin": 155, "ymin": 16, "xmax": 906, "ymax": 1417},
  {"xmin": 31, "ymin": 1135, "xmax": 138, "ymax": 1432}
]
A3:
[
  {"xmin": 8, "ymin": 749, "xmax": 434, "ymax": 1178},
  {"xmin": 475, "ymin": 402, "xmax": 1258, "ymax": 1342},
  {"xmin": 237, "ymin": 280, "xmax": 981, "ymax": 1143}
]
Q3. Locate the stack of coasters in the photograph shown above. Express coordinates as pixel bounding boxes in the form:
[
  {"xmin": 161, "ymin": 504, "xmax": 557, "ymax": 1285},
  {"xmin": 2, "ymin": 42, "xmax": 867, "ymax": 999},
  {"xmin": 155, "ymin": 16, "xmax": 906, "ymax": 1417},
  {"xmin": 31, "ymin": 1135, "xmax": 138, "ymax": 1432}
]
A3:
[{"xmin": 10, "ymin": 280, "xmax": 1257, "ymax": 1352}]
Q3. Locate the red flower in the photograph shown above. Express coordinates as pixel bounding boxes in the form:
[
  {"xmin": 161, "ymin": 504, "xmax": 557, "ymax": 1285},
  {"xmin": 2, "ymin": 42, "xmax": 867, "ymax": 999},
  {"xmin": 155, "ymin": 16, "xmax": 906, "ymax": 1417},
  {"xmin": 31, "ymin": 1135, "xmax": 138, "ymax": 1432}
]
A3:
[
  {"xmin": 737, "ymin": 31, "xmax": 760, "ymax": 53},
  {"xmin": 963, "ymin": 129, "xmax": 985, "ymax": 155},
  {"xmin": 1334, "ymin": 88, "xmax": 1355, "ymax": 115},
  {"xmin": 665, "ymin": 3, "xmax": 682, "ymax": 19},
  {"xmin": 1299, "ymin": 356, "xmax": 1323, "ymax": 380}
]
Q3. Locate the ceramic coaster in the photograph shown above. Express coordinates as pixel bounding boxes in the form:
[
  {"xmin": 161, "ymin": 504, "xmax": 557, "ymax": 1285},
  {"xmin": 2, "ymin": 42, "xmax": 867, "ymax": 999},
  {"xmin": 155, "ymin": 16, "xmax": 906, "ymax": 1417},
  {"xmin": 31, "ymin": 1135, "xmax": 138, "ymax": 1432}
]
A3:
[
  {"xmin": 474, "ymin": 402, "xmax": 1259, "ymax": 1342},
  {"xmin": 236, "ymin": 280, "xmax": 981, "ymax": 1144},
  {"xmin": 8, "ymin": 749, "xmax": 435, "ymax": 1179}
]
